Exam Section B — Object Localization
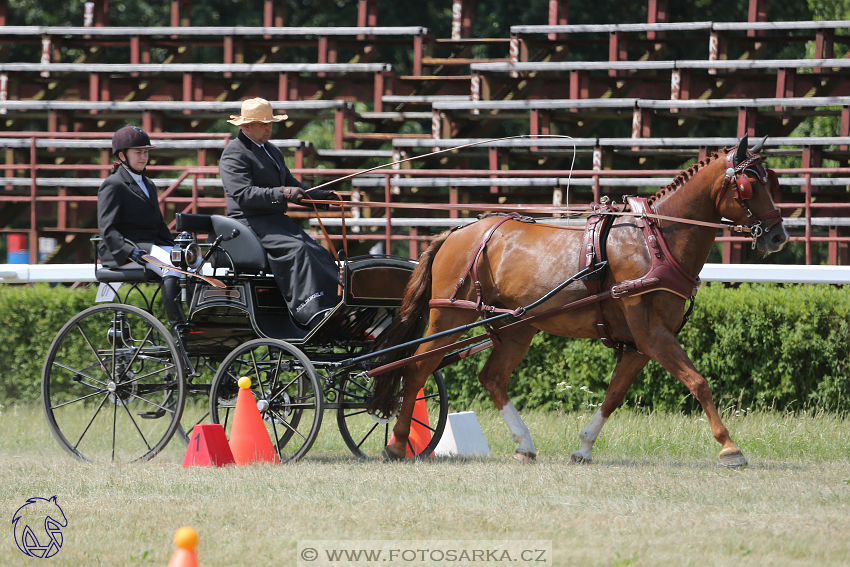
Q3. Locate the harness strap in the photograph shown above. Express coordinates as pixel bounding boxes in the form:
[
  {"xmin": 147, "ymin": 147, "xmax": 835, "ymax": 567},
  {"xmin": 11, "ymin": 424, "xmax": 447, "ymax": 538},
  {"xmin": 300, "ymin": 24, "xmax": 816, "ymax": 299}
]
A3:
[
  {"xmin": 579, "ymin": 200, "xmax": 618, "ymax": 347},
  {"xmin": 612, "ymin": 197, "xmax": 701, "ymax": 301},
  {"xmin": 445, "ymin": 213, "xmax": 523, "ymax": 308}
]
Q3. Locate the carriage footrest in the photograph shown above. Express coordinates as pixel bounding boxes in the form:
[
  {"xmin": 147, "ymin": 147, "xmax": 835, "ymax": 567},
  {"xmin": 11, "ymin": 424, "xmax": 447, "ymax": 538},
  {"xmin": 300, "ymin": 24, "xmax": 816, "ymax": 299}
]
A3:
[{"xmin": 138, "ymin": 409, "xmax": 166, "ymax": 419}]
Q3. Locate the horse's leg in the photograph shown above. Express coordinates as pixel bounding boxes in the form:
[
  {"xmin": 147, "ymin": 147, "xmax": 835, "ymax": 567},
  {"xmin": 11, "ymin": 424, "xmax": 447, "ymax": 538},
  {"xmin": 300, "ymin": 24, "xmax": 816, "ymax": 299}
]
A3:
[
  {"xmin": 641, "ymin": 329, "xmax": 747, "ymax": 467},
  {"xmin": 571, "ymin": 350, "xmax": 650, "ymax": 463},
  {"xmin": 384, "ymin": 308, "xmax": 476, "ymax": 460},
  {"xmin": 477, "ymin": 326, "xmax": 539, "ymax": 463}
]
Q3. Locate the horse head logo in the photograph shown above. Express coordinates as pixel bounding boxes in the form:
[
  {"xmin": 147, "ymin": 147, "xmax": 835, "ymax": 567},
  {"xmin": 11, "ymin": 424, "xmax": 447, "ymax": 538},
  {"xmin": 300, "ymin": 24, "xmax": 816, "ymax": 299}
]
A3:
[{"xmin": 12, "ymin": 496, "xmax": 67, "ymax": 559}]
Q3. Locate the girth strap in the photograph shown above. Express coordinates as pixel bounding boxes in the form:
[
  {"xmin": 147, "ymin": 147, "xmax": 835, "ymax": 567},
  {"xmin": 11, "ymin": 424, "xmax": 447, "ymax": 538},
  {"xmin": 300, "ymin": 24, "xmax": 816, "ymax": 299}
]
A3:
[{"xmin": 579, "ymin": 200, "xmax": 618, "ymax": 347}]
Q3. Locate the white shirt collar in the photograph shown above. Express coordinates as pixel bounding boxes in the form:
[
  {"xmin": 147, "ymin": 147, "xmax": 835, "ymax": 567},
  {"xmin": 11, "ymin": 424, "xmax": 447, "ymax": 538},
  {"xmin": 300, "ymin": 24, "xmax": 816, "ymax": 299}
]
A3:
[{"xmin": 123, "ymin": 166, "xmax": 149, "ymax": 198}]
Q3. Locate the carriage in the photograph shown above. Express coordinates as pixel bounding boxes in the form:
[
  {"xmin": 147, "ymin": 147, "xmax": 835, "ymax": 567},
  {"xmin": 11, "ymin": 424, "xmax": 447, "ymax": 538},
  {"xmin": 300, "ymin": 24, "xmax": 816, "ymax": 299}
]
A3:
[
  {"xmin": 43, "ymin": 136, "xmax": 786, "ymax": 468},
  {"xmin": 40, "ymin": 212, "xmax": 448, "ymax": 464}
]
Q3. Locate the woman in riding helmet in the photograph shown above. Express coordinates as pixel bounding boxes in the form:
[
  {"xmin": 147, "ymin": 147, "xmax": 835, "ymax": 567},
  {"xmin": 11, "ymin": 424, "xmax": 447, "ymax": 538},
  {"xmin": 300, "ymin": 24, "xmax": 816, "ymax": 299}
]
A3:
[{"xmin": 96, "ymin": 125, "xmax": 186, "ymax": 333}]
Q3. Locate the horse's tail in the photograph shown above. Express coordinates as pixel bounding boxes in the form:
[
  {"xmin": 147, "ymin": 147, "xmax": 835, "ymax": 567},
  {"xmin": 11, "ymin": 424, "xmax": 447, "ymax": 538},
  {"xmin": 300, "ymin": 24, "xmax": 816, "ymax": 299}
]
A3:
[{"xmin": 368, "ymin": 230, "xmax": 452, "ymax": 417}]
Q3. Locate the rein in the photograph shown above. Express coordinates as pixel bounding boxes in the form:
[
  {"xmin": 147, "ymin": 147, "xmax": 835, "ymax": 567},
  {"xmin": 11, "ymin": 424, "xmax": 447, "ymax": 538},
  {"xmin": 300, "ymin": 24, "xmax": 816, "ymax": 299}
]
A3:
[
  {"xmin": 302, "ymin": 136, "xmax": 782, "ymax": 252},
  {"xmin": 303, "ymin": 198, "xmax": 764, "ymax": 234}
]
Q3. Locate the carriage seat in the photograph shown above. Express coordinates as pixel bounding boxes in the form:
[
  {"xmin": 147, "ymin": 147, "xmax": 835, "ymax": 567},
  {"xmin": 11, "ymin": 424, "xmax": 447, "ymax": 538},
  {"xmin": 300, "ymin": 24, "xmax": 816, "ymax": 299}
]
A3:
[
  {"xmin": 176, "ymin": 213, "xmax": 270, "ymax": 273},
  {"xmin": 91, "ymin": 236, "xmax": 163, "ymax": 283},
  {"xmin": 95, "ymin": 267, "xmax": 161, "ymax": 283}
]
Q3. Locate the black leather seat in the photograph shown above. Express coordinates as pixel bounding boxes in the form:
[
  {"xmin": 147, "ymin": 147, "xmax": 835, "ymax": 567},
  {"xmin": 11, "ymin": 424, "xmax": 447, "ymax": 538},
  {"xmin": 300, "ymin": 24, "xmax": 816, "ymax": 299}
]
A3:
[
  {"xmin": 95, "ymin": 267, "xmax": 160, "ymax": 283},
  {"xmin": 92, "ymin": 236, "xmax": 162, "ymax": 283},
  {"xmin": 176, "ymin": 213, "xmax": 270, "ymax": 273}
]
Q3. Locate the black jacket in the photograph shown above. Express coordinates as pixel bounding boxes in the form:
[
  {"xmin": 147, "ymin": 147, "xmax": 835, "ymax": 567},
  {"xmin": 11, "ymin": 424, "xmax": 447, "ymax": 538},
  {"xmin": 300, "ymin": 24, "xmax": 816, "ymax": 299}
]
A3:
[
  {"xmin": 219, "ymin": 129, "xmax": 310, "ymax": 219},
  {"xmin": 96, "ymin": 167, "xmax": 174, "ymax": 268}
]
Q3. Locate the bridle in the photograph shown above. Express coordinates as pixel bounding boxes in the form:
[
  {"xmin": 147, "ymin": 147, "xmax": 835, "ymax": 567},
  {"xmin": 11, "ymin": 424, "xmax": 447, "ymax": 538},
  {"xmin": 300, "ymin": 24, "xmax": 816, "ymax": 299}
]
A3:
[{"xmin": 717, "ymin": 148, "xmax": 784, "ymax": 249}]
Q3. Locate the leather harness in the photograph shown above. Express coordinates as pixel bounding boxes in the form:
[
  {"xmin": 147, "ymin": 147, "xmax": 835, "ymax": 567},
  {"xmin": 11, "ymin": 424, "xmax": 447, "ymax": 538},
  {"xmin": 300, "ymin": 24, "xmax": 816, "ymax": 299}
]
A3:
[{"xmin": 427, "ymin": 200, "xmax": 701, "ymax": 350}]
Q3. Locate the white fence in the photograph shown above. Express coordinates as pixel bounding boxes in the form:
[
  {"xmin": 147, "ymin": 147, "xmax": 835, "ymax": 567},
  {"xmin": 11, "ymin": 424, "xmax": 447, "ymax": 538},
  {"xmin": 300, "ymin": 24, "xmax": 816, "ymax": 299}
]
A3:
[{"xmin": 1, "ymin": 263, "xmax": 849, "ymax": 285}]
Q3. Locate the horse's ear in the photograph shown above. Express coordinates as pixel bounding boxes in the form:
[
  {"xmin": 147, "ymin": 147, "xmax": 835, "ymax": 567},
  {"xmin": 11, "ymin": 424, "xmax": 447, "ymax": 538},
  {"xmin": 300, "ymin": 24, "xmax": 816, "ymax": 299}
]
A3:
[
  {"xmin": 734, "ymin": 134, "xmax": 749, "ymax": 166},
  {"xmin": 751, "ymin": 135, "xmax": 768, "ymax": 154}
]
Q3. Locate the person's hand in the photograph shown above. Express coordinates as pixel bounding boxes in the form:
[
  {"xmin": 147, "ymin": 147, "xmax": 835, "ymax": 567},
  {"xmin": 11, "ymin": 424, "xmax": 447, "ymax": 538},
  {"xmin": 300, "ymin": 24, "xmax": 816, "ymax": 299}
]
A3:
[
  {"xmin": 280, "ymin": 186, "xmax": 308, "ymax": 204},
  {"xmin": 310, "ymin": 189, "xmax": 342, "ymax": 202},
  {"xmin": 129, "ymin": 248, "xmax": 148, "ymax": 264}
]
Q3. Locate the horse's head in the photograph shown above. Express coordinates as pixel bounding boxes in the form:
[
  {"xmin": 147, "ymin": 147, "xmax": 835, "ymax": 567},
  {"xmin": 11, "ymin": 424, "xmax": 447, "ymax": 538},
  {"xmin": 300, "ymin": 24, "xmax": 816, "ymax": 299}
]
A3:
[{"xmin": 715, "ymin": 134, "xmax": 789, "ymax": 254}]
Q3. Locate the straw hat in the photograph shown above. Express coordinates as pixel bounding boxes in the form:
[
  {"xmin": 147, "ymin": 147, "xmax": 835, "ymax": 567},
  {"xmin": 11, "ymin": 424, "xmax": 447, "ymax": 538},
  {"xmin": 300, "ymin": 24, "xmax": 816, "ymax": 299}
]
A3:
[{"xmin": 227, "ymin": 98, "xmax": 287, "ymax": 125}]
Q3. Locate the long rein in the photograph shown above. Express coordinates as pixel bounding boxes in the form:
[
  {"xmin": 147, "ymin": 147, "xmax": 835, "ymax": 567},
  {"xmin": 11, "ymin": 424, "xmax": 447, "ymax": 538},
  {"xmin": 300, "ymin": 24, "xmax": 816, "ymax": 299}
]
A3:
[{"xmin": 299, "ymin": 135, "xmax": 766, "ymax": 253}]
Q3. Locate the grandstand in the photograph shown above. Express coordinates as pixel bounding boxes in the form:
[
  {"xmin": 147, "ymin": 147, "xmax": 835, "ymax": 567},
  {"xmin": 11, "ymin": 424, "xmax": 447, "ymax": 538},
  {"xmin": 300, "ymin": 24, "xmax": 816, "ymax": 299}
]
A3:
[{"xmin": 1, "ymin": 0, "xmax": 848, "ymax": 266}]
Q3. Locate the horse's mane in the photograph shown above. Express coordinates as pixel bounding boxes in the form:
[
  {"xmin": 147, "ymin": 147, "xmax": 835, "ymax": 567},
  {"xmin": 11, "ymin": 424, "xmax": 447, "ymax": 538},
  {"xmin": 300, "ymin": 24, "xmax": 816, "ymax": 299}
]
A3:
[{"xmin": 647, "ymin": 150, "xmax": 722, "ymax": 206}]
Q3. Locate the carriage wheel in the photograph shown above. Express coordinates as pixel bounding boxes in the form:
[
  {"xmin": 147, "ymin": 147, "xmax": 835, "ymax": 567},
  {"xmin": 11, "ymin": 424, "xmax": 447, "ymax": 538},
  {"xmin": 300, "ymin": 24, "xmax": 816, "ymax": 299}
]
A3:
[
  {"xmin": 41, "ymin": 304, "xmax": 184, "ymax": 463},
  {"xmin": 209, "ymin": 339, "xmax": 323, "ymax": 463},
  {"xmin": 336, "ymin": 370, "xmax": 448, "ymax": 459}
]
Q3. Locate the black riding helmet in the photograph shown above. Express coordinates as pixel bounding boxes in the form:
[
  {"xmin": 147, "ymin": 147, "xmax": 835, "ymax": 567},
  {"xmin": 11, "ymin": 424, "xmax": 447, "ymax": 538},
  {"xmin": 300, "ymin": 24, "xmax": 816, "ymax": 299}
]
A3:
[{"xmin": 112, "ymin": 125, "xmax": 156, "ymax": 174}]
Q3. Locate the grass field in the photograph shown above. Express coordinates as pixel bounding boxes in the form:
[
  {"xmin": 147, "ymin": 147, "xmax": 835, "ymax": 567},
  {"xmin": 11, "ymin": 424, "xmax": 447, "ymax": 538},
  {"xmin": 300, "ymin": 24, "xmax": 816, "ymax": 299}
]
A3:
[{"xmin": 2, "ymin": 402, "xmax": 848, "ymax": 566}]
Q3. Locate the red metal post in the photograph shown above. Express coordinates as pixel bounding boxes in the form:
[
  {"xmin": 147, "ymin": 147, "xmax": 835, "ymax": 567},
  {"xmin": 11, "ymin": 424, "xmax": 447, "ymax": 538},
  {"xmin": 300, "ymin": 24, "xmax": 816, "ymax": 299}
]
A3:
[
  {"xmin": 278, "ymin": 72, "xmax": 288, "ymax": 100},
  {"xmin": 489, "ymin": 147, "xmax": 499, "ymax": 194},
  {"xmin": 413, "ymin": 33, "xmax": 423, "ymax": 77},
  {"xmin": 182, "ymin": 73, "xmax": 192, "ymax": 112},
  {"xmin": 334, "ymin": 108, "xmax": 345, "ymax": 149},
  {"xmin": 814, "ymin": 28, "xmax": 834, "ymax": 75},
  {"xmin": 384, "ymin": 174, "xmax": 392, "ymax": 254},
  {"xmin": 737, "ymin": 107, "xmax": 756, "ymax": 138},
  {"xmin": 647, "ymin": 0, "xmax": 667, "ymax": 41},
  {"xmin": 223, "ymin": 35, "xmax": 233, "ymax": 78},
  {"xmin": 29, "ymin": 137, "xmax": 38, "ymax": 263},
  {"xmin": 547, "ymin": 0, "xmax": 569, "ymax": 39},
  {"xmin": 373, "ymin": 71, "xmax": 383, "ymax": 111}
]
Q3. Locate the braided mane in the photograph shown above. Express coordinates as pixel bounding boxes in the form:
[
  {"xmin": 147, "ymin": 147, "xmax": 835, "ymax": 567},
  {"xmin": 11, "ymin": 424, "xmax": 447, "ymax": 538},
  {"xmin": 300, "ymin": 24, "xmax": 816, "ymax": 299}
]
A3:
[{"xmin": 647, "ymin": 150, "xmax": 722, "ymax": 206}]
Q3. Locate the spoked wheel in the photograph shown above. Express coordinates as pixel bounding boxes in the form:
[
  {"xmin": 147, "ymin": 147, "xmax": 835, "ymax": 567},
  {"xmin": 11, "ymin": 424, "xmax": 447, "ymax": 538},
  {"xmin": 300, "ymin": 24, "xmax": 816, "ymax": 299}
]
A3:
[
  {"xmin": 41, "ymin": 304, "xmax": 184, "ymax": 463},
  {"xmin": 336, "ymin": 370, "xmax": 448, "ymax": 459},
  {"xmin": 209, "ymin": 339, "xmax": 323, "ymax": 463}
]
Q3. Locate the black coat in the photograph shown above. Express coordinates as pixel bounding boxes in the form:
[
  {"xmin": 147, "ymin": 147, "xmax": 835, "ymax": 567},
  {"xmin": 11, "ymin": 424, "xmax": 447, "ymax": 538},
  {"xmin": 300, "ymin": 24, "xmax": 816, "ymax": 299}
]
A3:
[
  {"xmin": 97, "ymin": 167, "xmax": 174, "ymax": 268},
  {"xmin": 219, "ymin": 129, "xmax": 338, "ymax": 327},
  {"xmin": 219, "ymin": 129, "xmax": 310, "ymax": 219}
]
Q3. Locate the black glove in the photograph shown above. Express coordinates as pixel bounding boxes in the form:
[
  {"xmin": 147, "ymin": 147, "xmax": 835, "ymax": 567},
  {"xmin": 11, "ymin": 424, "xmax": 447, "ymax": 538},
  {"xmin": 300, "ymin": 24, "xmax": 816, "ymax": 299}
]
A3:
[
  {"xmin": 310, "ymin": 189, "xmax": 342, "ymax": 202},
  {"xmin": 280, "ymin": 186, "xmax": 308, "ymax": 204},
  {"xmin": 129, "ymin": 248, "xmax": 147, "ymax": 264}
]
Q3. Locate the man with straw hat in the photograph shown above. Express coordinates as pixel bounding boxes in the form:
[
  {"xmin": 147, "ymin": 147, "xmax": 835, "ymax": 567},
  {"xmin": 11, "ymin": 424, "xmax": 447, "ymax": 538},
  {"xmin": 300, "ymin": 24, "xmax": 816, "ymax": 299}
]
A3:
[{"xmin": 219, "ymin": 97, "xmax": 341, "ymax": 328}]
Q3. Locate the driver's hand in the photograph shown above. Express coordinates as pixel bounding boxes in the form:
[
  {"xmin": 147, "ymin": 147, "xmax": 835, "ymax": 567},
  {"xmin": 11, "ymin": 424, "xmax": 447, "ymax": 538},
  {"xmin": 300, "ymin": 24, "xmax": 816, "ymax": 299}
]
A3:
[
  {"xmin": 129, "ymin": 248, "xmax": 148, "ymax": 264},
  {"xmin": 280, "ymin": 186, "xmax": 308, "ymax": 203}
]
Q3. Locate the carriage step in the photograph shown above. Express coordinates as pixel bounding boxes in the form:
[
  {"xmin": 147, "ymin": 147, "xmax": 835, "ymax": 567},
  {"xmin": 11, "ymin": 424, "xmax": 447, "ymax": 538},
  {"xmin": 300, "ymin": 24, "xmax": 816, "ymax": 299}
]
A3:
[{"xmin": 138, "ymin": 409, "xmax": 166, "ymax": 419}]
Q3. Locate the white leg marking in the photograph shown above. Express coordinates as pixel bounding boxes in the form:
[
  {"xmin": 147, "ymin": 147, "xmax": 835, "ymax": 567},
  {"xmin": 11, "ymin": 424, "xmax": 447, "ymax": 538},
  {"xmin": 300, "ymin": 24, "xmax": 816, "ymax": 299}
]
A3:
[
  {"xmin": 571, "ymin": 410, "xmax": 608, "ymax": 463},
  {"xmin": 499, "ymin": 401, "xmax": 537, "ymax": 459}
]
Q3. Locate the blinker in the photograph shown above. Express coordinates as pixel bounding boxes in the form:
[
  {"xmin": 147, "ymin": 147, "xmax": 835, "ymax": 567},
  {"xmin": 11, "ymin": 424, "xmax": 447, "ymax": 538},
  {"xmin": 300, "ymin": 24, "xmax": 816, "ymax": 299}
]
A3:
[{"xmin": 736, "ymin": 175, "xmax": 753, "ymax": 200}]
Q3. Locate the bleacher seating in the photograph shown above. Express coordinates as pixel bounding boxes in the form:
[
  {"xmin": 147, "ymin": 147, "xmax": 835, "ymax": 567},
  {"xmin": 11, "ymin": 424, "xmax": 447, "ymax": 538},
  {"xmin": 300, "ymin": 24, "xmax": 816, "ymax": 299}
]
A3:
[{"xmin": 1, "ymin": 3, "xmax": 849, "ymax": 266}]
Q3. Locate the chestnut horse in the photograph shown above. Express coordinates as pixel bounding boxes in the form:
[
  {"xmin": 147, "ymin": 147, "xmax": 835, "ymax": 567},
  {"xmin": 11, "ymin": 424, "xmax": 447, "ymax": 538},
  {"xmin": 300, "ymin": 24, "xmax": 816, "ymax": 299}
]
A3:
[{"xmin": 370, "ymin": 135, "xmax": 788, "ymax": 466}]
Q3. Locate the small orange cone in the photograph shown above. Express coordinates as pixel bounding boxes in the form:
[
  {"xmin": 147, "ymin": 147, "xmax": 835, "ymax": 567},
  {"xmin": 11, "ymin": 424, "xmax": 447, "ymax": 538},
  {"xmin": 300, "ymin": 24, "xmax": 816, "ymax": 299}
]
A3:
[
  {"xmin": 228, "ymin": 377, "xmax": 280, "ymax": 465},
  {"xmin": 388, "ymin": 388, "xmax": 432, "ymax": 458},
  {"xmin": 167, "ymin": 526, "xmax": 198, "ymax": 567},
  {"xmin": 182, "ymin": 424, "xmax": 235, "ymax": 468}
]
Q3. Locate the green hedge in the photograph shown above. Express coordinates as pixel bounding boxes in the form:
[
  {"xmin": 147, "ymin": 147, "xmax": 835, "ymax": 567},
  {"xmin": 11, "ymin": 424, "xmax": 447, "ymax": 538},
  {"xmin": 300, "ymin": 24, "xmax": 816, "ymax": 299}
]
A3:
[
  {"xmin": 2, "ymin": 283, "xmax": 849, "ymax": 413},
  {"xmin": 0, "ymin": 283, "xmax": 166, "ymax": 403},
  {"xmin": 439, "ymin": 283, "xmax": 850, "ymax": 414}
]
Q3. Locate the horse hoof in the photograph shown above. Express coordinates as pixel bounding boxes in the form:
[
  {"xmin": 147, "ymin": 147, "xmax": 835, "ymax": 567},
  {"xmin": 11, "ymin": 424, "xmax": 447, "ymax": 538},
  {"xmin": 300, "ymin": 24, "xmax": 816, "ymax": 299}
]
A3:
[
  {"xmin": 719, "ymin": 450, "xmax": 748, "ymax": 468},
  {"xmin": 570, "ymin": 451, "xmax": 591, "ymax": 464},
  {"xmin": 381, "ymin": 448, "xmax": 405, "ymax": 462},
  {"xmin": 513, "ymin": 450, "xmax": 536, "ymax": 464}
]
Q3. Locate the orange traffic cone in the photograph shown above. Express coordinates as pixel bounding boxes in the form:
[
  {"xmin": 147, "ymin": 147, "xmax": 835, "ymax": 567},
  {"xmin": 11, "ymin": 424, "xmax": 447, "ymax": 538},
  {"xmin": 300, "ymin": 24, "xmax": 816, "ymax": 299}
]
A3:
[
  {"xmin": 167, "ymin": 526, "xmax": 198, "ymax": 567},
  {"xmin": 388, "ymin": 388, "xmax": 432, "ymax": 458},
  {"xmin": 228, "ymin": 377, "xmax": 280, "ymax": 465}
]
